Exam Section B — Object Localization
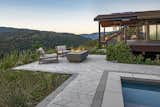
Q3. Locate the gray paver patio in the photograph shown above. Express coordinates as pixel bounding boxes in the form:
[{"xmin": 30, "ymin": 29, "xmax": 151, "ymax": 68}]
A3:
[{"xmin": 14, "ymin": 55, "xmax": 160, "ymax": 107}]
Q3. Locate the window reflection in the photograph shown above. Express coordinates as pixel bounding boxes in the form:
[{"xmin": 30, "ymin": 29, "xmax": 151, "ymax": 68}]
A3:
[
  {"xmin": 149, "ymin": 25, "xmax": 157, "ymax": 40},
  {"xmin": 158, "ymin": 24, "xmax": 160, "ymax": 40}
]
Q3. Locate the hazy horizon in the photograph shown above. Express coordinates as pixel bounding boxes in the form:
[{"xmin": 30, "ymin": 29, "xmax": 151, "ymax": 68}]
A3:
[{"xmin": 0, "ymin": 0, "xmax": 160, "ymax": 34}]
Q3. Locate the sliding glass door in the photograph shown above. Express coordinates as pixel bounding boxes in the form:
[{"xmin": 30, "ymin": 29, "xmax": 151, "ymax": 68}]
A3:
[
  {"xmin": 149, "ymin": 25, "xmax": 157, "ymax": 40},
  {"xmin": 149, "ymin": 24, "xmax": 160, "ymax": 40},
  {"xmin": 158, "ymin": 24, "xmax": 160, "ymax": 40}
]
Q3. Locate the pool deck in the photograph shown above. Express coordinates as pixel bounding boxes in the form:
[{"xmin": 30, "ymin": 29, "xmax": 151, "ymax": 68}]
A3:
[{"xmin": 14, "ymin": 55, "xmax": 160, "ymax": 107}]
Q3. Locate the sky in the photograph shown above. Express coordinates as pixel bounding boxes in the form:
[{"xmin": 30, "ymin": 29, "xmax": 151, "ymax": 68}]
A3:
[{"xmin": 0, "ymin": 0, "xmax": 160, "ymax": 34}]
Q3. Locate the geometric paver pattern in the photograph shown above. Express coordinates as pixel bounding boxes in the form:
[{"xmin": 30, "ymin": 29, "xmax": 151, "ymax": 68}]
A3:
[{"xmin": 14, "ymin": 55, "xmax": 160, "ymax": 107}]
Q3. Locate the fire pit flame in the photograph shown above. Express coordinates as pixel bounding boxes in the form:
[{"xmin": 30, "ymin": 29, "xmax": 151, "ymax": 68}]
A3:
[{"xmin": 71, "ymin": 47, "xmax": 85, "ymax": 53}]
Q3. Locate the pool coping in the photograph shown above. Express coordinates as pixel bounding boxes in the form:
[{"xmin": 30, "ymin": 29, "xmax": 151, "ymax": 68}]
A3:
[
  {"xmin": 91, "ymin": 71, "xmax": 160, "ymax": 107},
  {"xmin": 36, "ymin": 73, "xmax": 78, "ymax": 107}
]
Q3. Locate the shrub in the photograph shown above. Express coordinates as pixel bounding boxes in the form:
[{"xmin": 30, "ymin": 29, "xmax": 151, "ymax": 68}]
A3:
[
  {"xmin": 154, "ymin": 55, "xmax": 160, "ymax": 65},
  {"xmin": 89, "ymin": 48, "xmax": 106, "ymax": 55},
  {"xmin": 106, "ymin": 42, "xmax": 133, "ymax": 63},
  {"xmin": 144, "ymin": 58, "xmax": 153, "ymax": 65},
  {"xmin": 133, "ymin": 55, "xmax": 144, "ymax": 64},
  {"xmin": 106, "ymin": 42, "xmax": 160, "ymax": 65}
]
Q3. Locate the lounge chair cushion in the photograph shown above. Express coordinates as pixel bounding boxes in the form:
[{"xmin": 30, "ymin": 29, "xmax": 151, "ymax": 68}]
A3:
[
  {"xmin": 37, "ymin": 47, "xmax": 45, "ymax": 57},
  {"xmin": 40, "ymin": 54, "xmax": 58, "ymax": 59}
]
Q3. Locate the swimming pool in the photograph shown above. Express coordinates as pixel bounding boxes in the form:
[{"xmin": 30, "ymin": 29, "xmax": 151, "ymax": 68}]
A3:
[{"xmin": 122, "ymin": 80, "xmax": 160, "ymax": 107}]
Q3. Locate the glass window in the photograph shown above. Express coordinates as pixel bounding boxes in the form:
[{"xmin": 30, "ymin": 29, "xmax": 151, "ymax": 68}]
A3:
[
  {"xmin": 158, "ymin": 24, "xmax": 160, "ymax": 40},
  {"xmin": 149, "ymin": 25, "xmax": 157, "ymax": 40},
  {"xmin": 140, "ymin": 25, "xmax": 146, "ymax": 40}
]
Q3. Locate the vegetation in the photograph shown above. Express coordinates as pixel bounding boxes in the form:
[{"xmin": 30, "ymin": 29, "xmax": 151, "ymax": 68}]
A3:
[
  {"xmin": 0, "ymin": 71, "xmax": 70, "ymax": 107},
  {"xmin": 0, "ymin": 50, "xmax": 70, "ymax": 107},
  {"xmin": 81, "ymin": 40, "xmax": 98, "ymax": 48},
  {"xmin": 0, "ymin": 50, "xmax": 38, "ymax": 71},
  {"xmin": 88, "ymin": 48, "xmax": 106, "ymax": 55},
  {"xmin": 106, "ymin": 42, "xmax": 160, "ymax": 65},
  {"xmin": 79, "ymin": 40, "xmax": 106, "ymax": 55}
]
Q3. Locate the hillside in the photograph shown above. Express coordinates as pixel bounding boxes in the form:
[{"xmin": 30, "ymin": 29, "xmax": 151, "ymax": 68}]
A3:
[
  {"xmin": 80, "ymin": 33, "xmax": 99, "ymax": 40},
  {"xmin": 0, "ymin": 27, "xmax": 90, "ymax": 57},
  {"xmin": 0, "ymin": 27, "xmax": 20, "ymax": 33},
  {"xmin": 80, "ymin": 32, "xmax": 116, "ymax": 40}
]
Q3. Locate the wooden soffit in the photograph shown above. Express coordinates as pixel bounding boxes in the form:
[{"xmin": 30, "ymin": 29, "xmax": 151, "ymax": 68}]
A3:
[{"xmin": 100, "ymin": 20, "xmax": 137, "ymax": 27}]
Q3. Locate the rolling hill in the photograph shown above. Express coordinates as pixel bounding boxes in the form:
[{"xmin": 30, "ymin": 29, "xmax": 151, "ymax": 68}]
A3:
[
  {"xmin": 80, "ymin": 32, "xmax": 116, "ymax": 40},
  {"xmin": 0, "ymin": 27, "xmax": 90, "ymax": 57},
  {"xmin": 80, "ymin": 33, "xmax": 99, "ymax": 40}
]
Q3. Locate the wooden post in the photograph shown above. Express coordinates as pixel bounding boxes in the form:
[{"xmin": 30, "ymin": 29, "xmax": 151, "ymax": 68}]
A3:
[
  {"xmin": 145, "ymin": 21, "xmax": 149, "ymax": 40},
  {"xmin": 98, "ymin": 22, "xmax": 101, "ymax": 48},
  {"xmin": 117, "ymin": 26, "xmax": 121, "ymax": 42},
  {"xmin": 124, "ymin": 25, "xmax": 127, "ymax": 43},
  {"xmin": 119, "ymin": 22, "xmax": 124, "ymax": 41},
  {"xmin": 156, "ymin": 24, "xmax": 158, "ymax": 40},
  {"xmin": 104, "ymin": 27, "xmax": 105, "ymax": 36}
]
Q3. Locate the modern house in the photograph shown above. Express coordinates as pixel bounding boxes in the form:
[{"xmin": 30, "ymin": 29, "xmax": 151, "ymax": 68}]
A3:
[{"xmin": 94, "ymin": 10, "xmax": 160, "ymax": 54}]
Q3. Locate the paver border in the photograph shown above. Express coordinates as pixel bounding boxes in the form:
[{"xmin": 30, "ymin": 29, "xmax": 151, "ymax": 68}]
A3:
[
  {"xmin": 36, "ymin": 73, "xmax": 78, "ymax": 107},
  {"xmin": 91, "ymin": 71, "xmax": 108, "ymax": 107},
  {"xmin": 104, "ymin": 70, "xmax": 160, "ymax": 76}
]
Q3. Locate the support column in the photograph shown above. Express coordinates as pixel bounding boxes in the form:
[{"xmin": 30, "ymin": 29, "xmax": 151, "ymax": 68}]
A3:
[
  {"xmin": 98, "ymin": 22, "xmax": 101, "ymax": 48},
  {"xmin": 103, "ymin": 27, "xmax": 105, "ymax": 36},
  {"xmin": 124, "ymin": 25, "xmax": 127, "ymax": 43},
  {"xmin": 119, "ymin": 23, "xmax": 123, "ymax": 41},
  {"xmin": 156, "ymin": 24, "xmax": 158, "ymax": 40}
]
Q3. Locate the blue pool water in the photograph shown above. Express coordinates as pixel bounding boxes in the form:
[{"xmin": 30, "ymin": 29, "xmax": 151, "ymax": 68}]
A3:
[{"xmin": 122, "ymin": 80, "xmax": 160, "ymax": 107}]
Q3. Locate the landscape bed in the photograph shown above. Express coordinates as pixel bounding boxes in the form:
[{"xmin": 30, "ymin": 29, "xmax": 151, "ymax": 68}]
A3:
[{"xmin": 0, "ymin": 70, "xmax": 70, "ymax": 107}]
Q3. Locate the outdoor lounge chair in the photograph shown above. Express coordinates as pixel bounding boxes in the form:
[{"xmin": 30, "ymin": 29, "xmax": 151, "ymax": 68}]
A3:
[
  {"xmin": 37, "ymin": 47, "xmax": 58, "ymax": 64},
  {"xmin": 56, "ymin": 45, "xmax": 70, "ymax": 57}
]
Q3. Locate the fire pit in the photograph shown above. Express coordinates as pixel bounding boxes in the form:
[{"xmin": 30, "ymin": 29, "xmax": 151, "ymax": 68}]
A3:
[{"xmin": 66, "ymin": 48, "xmax": 88, "ymax": 62}]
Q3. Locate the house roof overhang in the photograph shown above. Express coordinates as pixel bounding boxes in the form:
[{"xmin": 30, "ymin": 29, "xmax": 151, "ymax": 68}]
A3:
[{"xmin": 94, "ymin": 10, "xmax": 160, "ymax": 27}]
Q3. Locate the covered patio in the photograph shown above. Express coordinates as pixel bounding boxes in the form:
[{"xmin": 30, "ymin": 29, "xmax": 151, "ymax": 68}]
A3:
[{"xmin": 94, "ymin": 10, "xmax": 160, "ymax": 54}]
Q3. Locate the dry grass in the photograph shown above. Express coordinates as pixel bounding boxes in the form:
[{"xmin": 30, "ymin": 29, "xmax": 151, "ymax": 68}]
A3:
[
  {"xmin": 0, "ymin": 70, "xmax": 70, "ymax": 107},
  {"xmin": 0, "ymin": 50, "xmax": 70, "ymax": 107}
]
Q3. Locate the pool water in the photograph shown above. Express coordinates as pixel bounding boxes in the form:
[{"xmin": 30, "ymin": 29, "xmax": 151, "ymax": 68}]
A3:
[{"xmin": 122, "ymin": 80, "xmax": 160, "ymax": 107}]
